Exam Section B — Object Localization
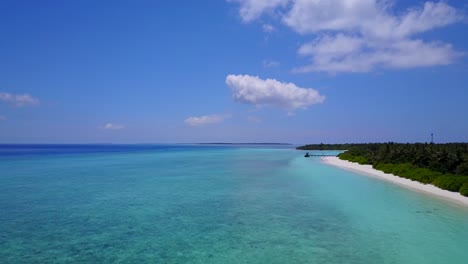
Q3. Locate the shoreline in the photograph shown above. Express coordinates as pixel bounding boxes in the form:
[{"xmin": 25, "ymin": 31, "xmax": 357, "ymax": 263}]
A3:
[{"xmin": 321, "ymin": 156, "xmax": 468, "ymax": 206}]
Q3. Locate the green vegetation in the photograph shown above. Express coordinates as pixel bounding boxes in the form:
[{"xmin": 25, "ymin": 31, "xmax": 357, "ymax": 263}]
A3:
[
  {"xmin": 460, "ymin": 183, "xmax": 468, "ymax": 197},
  {"xmin": 297, "ymin": 143, "xmax": 468, "ymax": 197}
]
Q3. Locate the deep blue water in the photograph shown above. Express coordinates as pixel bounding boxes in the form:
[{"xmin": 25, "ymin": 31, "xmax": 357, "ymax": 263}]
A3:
[{"xmin": 1, "ymin": 145, "xmax": 467, "ymax": 263}]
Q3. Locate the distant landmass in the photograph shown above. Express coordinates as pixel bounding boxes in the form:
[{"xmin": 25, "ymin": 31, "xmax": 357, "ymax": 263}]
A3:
[{"xmin": 198, "ymin": 143, "xmax": 293, "ymax": 145}]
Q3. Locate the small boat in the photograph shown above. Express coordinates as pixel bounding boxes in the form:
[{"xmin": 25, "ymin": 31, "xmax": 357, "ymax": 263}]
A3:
[{"xmin": 304, "ymin": 152, "xmax": 310, "ymax": 157}]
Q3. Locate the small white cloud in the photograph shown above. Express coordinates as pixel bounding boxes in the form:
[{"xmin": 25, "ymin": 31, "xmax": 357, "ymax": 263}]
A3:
[
  {"xmin": 262, "ymin": 60, "xmax": 280, "ymax": 68},
  {"xmin": 228, "ymin": 0, "xmax": 289, "ymax": 22},
  {"xmin": 247, "ymin": 115, "xmax": 262, "ymax": 123},
  {"xmin": 262, "ymin": 23, "xmax": 275, "ymax": 32},
  {"xmin": 0, "ymin": 115, "xmax": 6, "ymax": 121},
  {"xmin": 0, "ymin": 92, "xmax": 40, "ymax": 107},
  {"xmin": 226, "ymin": 74, "xmax": 325, "ymax": 111},
  {"xmin": 101, "ymin": 123, "xmax": 125, "ymax": 130},
  {"xmin": 184, "ymin": 114, "xmax": 229, "ymax": 126}
]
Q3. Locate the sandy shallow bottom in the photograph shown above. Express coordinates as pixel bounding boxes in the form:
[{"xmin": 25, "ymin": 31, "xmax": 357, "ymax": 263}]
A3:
[{"xmin": 321, "ymin": 156, "xmax": 468, "ymax": 206}]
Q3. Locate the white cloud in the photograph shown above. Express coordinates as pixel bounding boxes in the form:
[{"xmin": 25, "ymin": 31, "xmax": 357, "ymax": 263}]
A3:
[
  {"xmin": 228, "ymin": 0, "xmax": 289, "ymax": 22},
  {"xmin": 101, "ymin": 123, "xmax": 125, "ymax": 130},
  {"xmin": 392, "ymin": 2, "xmax": 463, "ymax": 39},
  {"xmin": 184, "ymin": 114, "xmax": 229, "ymax": 126},
  {"xmin": 0, "ymin": 92, "xmax": 40, "ymax": 107},
  {"xmin": 262, "ymin": 59, "xmax": 280, "ymax": 68},
  {"xmin": 226, "ymin": 74, "xmax": 325, "ymax": 111},
  {"xmin": 229, "ymin": 0, "xmax": 464, "ymax": 73},
  {"xmin": 282, "ymin": 0, "xmax": 382, "ymax": 34},
  {"xmin": 298, "ymin": 34, "xmax": 363, "ymax": 57},
  {"xmin": 0, "ymin": 115, "xmax": 6, "ymax": 121},
  {"xmin": 282, "ymin": 0, "xmax": 462, "ymax": 37},
  {"xmin": 295, "ymin": 34, "xmax": 460, "ymax": 73},
  {"xmin": 262, "ymin": 23, "xmax": 275, "ymax": 32}
]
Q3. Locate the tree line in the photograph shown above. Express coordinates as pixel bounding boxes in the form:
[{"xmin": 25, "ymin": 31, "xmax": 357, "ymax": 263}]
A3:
[{"xmin": 297, "ymin": 143, "xmax": 468, "ymax": 197}]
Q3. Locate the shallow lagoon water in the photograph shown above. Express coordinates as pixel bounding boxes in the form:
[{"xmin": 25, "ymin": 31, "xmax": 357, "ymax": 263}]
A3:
[{"xmin": 1, "ymin": 145, "xmax": 468, "ymax": 263}]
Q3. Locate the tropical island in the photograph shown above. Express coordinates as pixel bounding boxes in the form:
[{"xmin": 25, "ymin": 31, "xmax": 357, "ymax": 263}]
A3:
[{"xmin": 297, "ymin": 143, "xmax": 468, "ymax": 197}]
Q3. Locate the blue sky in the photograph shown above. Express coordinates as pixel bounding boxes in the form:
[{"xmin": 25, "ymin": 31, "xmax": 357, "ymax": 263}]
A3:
[{"xmin": 0, "ymin": 0, "xmax": 467, "ymax": 144}]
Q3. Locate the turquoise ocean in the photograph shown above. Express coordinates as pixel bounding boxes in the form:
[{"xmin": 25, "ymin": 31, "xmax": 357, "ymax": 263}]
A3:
[{"xmin": 1, "ymin": 145, "xmax": 468, "ymax": 263}]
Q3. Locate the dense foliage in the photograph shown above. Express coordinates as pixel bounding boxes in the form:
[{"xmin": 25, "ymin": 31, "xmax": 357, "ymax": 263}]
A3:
[
  {"xmin": 461, "ymin": 183, "xmax": 468, "ymax": 197},
  {"xmin": 297, "ymin": 143, "xmax": 468, "ymax": 197}
]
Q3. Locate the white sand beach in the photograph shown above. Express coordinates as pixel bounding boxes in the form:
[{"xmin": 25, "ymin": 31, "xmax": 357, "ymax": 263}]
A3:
[{"xmin": 322, "ymin": 156, "xmax": 468, "ymax": 206}]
